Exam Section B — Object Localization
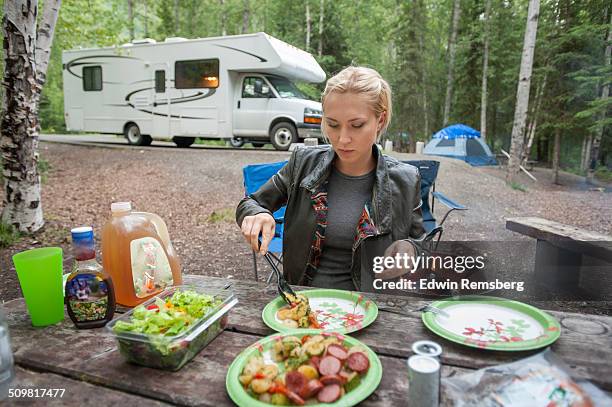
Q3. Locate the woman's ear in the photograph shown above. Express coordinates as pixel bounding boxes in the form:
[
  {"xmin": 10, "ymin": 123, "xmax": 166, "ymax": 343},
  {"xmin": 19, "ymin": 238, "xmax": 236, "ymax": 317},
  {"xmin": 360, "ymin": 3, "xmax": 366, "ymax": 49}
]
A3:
[{"xmin": 377, "ymin": 111, "xmax": 387, "ymax": 132}]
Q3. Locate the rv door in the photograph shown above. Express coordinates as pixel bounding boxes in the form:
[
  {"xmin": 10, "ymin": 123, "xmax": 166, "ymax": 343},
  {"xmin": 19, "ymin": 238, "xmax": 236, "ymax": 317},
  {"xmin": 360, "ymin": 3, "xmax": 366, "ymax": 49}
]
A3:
[
  {"xmin": 233, "ymin": 76, "xmax": 272, "ymax": 137},
  {"xmin": 151, "ymin": 63, "xmax": 170, "ymax": 138}
]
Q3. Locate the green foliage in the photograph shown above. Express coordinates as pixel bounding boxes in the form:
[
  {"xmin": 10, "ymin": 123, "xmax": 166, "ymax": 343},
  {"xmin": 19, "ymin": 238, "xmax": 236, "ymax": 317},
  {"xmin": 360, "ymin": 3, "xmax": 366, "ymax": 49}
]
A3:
[
  {"xmin": 206, "ymin": 208, "xmax": 235, "ymax": 223},
  {"xmin": 509, "ymin": 182, "xmax": 528, "ymax": 192},
  {"xmin": 0, "ymin": 222, "xmax": 21, "ymax": 248},
  {"xmin": 38, "ymin": 157, "xmax": 51, "ymax": 183},
  {"xmin": 594, "ymin": 166, "xmax": 612, "ymax": 182},
  {"xmin": 6, "ymin": 0, "xmax": 603, "ymax": 171}
]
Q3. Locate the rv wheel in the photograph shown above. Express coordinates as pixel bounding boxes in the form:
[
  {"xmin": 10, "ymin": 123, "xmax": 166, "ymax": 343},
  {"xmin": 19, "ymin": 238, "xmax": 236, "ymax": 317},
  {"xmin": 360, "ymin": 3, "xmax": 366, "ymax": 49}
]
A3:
[
  {"xmin": 124, "ymin": 123, "xmax": 152, "ymax": 146},
  {"xmin": 229, "ymin": 137, "xmax": 244, "ymax": 148},
  {"xmin": 270, "ymin": 122, "xmax": 297, "ymax": 151},
  {"xmin": 173, "ymin": 137, "xmax": 195, "ymax": 148},
  {"xmin": 251, "ymin": 142, "xmax": 265, "ymax": 148}
]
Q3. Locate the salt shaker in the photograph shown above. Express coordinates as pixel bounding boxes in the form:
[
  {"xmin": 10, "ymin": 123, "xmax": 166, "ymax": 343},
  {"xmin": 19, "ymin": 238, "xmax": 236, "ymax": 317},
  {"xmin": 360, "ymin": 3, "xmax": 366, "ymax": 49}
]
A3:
[{"xmin": 407, "ymin": 355, "xmax": 440, "ymax": 407}]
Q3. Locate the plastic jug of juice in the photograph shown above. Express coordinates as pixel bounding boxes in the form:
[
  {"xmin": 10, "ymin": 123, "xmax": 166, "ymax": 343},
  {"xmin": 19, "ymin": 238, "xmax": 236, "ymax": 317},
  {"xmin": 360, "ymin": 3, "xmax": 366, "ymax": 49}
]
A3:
[{"xmin": 101, "ymin": 202, "xmax": 182, "ymax": 307}]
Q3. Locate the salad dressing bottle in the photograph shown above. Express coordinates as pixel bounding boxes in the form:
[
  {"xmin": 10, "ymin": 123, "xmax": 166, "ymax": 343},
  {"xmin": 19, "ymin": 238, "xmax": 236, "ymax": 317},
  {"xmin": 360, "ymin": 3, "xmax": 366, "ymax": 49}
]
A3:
[
  {"xmin": 101, "ymin": 202, "xmax": 182, "ymax": 307},
  {"xmin": 65, "ymin": 227, "xmax": 115, "ymax": 329}
]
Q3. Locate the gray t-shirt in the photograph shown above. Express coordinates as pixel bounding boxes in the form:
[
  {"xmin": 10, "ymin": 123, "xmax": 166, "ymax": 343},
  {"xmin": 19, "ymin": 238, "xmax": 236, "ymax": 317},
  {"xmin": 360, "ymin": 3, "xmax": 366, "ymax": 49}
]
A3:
[{"xmin": 311, "ymin": 167, "xmax": 375, "ymax": 290}]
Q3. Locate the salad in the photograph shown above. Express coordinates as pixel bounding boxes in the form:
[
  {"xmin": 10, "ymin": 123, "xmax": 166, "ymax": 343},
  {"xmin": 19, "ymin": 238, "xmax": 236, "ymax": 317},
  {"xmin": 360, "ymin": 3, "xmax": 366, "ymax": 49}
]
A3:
[
  {"xmin": 110, "ymin": 288, "xmax": 229, "ymax": 370},
  {"xmin": 277, "ymin": 294, "xmax": 320, "ymax": 329},
  {"xmin": 240, "ymin": 334, "xmax": 370, "ymax": 405}
]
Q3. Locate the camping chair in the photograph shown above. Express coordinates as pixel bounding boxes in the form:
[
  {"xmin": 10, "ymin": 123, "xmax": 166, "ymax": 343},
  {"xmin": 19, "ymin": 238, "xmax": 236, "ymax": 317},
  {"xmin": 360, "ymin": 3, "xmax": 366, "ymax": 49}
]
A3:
[
  {"xmin": 403, "ymin": 160, "xmax": 467, "ymax": 249},
  {"xmin": 242, "ymin": 160, "xmax": 288, "ymax": 281}
]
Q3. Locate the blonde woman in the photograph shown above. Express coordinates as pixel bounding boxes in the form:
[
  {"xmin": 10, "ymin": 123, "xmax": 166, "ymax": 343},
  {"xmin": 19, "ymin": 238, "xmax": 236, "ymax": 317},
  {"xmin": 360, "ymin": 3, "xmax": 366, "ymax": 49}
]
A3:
[{"xmin": 236, "ymin": 66, "xmax": 425, "ymax": 291}]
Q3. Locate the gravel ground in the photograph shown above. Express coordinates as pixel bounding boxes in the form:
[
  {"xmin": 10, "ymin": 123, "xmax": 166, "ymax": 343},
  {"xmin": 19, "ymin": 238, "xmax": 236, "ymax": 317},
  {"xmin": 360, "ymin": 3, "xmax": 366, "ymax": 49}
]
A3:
[{"xmin": 1, "ymin": 141, "xmax": 610, "ymax": 304}]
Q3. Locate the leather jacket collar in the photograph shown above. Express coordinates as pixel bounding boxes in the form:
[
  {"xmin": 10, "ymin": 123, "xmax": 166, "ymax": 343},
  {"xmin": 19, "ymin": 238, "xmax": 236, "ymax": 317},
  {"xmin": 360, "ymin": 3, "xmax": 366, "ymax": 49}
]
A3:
[{"xmin": 300, "ymin": 145, "xmax": 392, "ymax": 234}]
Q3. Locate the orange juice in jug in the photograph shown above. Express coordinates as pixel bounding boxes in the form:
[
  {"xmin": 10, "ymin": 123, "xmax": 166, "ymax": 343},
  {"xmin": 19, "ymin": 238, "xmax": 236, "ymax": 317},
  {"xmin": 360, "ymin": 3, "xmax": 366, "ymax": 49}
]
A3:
[{"xmin": 101, "ymin": 202, "xmax": 182, "ymax": 307}]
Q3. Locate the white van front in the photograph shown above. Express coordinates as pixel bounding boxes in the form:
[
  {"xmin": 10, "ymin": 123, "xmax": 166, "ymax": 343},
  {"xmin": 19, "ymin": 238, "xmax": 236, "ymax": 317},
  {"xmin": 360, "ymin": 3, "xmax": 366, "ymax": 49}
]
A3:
[{"xmin": 232, "ymin": 74, "xmax": 322, "ymax": 150}]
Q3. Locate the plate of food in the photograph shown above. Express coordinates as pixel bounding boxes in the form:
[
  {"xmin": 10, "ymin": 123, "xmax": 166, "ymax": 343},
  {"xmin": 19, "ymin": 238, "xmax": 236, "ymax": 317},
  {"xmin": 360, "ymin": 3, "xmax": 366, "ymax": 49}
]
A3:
[
  {"xmin": 422, "ymin": 296, "xmax": 561, "ymax": 351},
  {"xmin": 262, "ymin": 289, "xmax": 378, "ymax": 334},
  {"xmin": 226, "ymin": 330, "xmax": 382, "ymax": 406}
]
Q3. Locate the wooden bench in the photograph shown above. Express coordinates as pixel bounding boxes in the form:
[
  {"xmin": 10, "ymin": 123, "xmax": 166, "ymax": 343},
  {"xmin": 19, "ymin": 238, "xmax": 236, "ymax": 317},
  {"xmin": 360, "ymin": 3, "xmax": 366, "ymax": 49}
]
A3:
[{"xmin": 506, "ymin": 217, "xmax": 612, "ymax": 292}]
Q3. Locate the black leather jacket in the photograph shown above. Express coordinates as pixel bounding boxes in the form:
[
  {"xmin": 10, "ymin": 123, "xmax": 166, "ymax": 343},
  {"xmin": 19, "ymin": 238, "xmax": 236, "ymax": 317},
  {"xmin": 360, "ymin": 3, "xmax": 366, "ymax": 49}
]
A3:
[{"xmin": 236, "ymin": 145, "xmax": 425, "ymax": 290}]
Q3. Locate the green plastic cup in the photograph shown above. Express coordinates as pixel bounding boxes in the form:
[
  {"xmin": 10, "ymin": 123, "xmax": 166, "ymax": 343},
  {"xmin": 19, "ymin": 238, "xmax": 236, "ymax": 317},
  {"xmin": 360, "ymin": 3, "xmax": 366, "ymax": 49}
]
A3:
[{"xmin": 12, "ymin": 247, "xmax": 65, "ymax": 327}]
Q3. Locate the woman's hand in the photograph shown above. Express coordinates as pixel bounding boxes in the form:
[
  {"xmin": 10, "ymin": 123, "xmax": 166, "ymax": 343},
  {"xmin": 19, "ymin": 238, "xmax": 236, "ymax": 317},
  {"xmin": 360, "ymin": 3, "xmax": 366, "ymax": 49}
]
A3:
[
  {"xmin": 240, "ymin": 213, "xmax": 276, "ymax": 255},
  {"xmin": 378, "ymin": 240, "xmax": 418, "ymax": 280}
]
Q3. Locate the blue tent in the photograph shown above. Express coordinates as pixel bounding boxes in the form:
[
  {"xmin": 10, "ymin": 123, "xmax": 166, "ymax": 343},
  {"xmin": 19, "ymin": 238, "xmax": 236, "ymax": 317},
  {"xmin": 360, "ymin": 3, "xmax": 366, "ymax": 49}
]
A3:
[{"xmin": 424, "ymin": 124, "xmax": 497, "ymax": 166}]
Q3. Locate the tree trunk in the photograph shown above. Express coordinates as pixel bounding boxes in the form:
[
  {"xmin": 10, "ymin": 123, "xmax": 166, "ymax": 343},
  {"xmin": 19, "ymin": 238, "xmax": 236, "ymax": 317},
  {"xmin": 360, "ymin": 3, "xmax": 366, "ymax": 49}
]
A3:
[
  {"xmin": 1, "ymin": 0, "xmax": 60, "ymax": 232},
  {"xmin": 242, "ymin": 0, "xmax": 250, "ymax": 34},
  {"xmin": 586, "ymin": 7, "xmax": 611, "ymax": 183},
  {"xmin": 174, "ymin": 0, "xmax": 179, "ymax": 33},
  {"xmin": 506, "ymin": 0, "xmax": 540, "ymax": 184},
  {"xmin": 523, "ymin": 72, "xmax": 547, "ymax": 162},
  {"xmin": 552, "ymin": 127, "xmax": 561, "ymax": 184},
  {"xmin": 417, "ymin": 0, "xmax": 429, "ymax": 137},
  {"xmin": 144, "ymin": 0, "xmax": 148, "ymax": 37},
  {"xmin": 306, "ymin": 1, "xmax": 312, "ymax": 51},
  {"xmin": 128, "ymin": 0, "xmax": 134, "ymax": 40},
  {"xmin": 480, "ymin": 0, "xmax": 491, "ymax": 140},
  {"xmin": 580, "ymin": 135, "xmax": 592, "ymax": 172},
  {"xmin": 220, "ymin": 0, "xmax": 227, "ymax": 36},
  {"xmin": 318, "ymin": 0, "xmax": 324, "ymax": 57},
  {"xmin": 443, "ymin": 0, "xmax": 461, "ymax": 127}
]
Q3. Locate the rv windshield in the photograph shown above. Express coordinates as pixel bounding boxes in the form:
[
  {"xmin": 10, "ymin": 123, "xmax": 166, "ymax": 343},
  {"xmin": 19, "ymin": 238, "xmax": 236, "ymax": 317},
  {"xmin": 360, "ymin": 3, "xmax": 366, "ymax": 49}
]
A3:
[{"xmin": 266, "ymin": 76, "xmax": 307, "ymax": 99}]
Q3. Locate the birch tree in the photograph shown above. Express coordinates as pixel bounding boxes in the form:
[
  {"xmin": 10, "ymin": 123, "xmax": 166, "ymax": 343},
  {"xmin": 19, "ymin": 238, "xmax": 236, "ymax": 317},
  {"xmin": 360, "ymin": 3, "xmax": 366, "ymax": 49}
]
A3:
[
  {"xmin": 306, "ymin": 1, "xmax": 312, "ymax": 51},
  {"xmin": 443, "ymin": 0, "xmax": 461, "ymax": 127},
  {"xmin": 242, "ymin": 0, "xmax": 250, "ymax": 34},
  {"xmin": 128, "ymin": 0, "xmax": 134, "ymax": 40},
  {"xmin": 220, "ymin": 0, "xmax": 227, "ymax": 36},
  {"xmin": 318, "ymin": 0, "xmax": 324, "ymax": 57},
  {"xmin": 174, "ymin": 0, "xmax": 179, "ymax": 33},
  {"xmin": 506, "ymin": 0, "xmax": 540, "ymax": 184},
  {"xmin": 480, "ymin": 0, "xmax": 491, "ymax": 140},
  {"xmin": 1, "ymin": 0, "xmax": 61, "ymax": 232}
]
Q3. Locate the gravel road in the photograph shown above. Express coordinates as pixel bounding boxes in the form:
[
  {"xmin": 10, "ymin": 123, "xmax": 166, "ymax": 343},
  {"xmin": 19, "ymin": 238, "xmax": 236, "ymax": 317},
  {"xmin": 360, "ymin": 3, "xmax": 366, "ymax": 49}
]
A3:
[{"xmin": 1, "ymin": 140, "xmax": 610, "ymax": 303}]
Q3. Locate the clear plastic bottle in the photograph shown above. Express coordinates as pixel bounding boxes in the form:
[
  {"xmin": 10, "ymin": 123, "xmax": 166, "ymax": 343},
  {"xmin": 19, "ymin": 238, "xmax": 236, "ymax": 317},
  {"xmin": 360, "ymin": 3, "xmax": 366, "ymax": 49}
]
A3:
[
  {"xmin": 0, "ymin": 306, "xmax": 15, "ymax": 401},
  {"xmin": 65, "ymin": 227, "xmax": 115, "ymax": 328},
  {"xmin": 101, "ymin": 202, "xmax": 182, "ymax": 307}
]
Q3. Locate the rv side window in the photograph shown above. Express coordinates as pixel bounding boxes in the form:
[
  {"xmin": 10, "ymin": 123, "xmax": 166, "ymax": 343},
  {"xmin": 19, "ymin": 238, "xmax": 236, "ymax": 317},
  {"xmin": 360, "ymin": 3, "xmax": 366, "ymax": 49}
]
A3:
[
  {"xmin": 83, "ymin": 66, "xmax": 102, "ymax": 91},
  {"xmin": 175, "ymin": 59, "xmax": 219, "ymax": 89},
  {"xmin": 155, "ymin": 70, "xmax": 166, "ymax": 93},
  {"xmin": 242, "ymin": 77, "xmax": 272, "ymax": 98}
]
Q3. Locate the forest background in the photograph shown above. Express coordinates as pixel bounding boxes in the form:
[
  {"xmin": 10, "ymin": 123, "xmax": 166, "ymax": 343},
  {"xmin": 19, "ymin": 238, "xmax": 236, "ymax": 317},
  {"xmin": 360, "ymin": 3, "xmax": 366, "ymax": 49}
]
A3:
[{"xmin": 1, "ymin": 0, "xmax": 610, "ymax": 179}]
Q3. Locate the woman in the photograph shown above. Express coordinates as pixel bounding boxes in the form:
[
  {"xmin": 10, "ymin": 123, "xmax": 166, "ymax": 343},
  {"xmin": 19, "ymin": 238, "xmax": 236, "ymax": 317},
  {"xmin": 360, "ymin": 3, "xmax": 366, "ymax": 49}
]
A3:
[{"xmin": 236, "ymin": 66, "xmax": 425, "ymax": 291}]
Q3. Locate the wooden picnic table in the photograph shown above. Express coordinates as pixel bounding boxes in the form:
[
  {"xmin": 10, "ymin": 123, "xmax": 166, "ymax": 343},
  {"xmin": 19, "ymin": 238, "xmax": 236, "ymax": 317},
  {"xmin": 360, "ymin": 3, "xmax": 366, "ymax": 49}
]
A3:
[{"xmin": 4, "ymin": 275, "xmax": 612, "ymax": 406}]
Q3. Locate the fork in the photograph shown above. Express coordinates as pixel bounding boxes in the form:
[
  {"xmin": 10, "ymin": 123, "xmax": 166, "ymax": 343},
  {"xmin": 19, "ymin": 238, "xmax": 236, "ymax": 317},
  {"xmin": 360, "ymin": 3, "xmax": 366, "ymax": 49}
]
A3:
[{"xmin": 264, "ymin": 252, "xmax": 297, "ymax": 305}]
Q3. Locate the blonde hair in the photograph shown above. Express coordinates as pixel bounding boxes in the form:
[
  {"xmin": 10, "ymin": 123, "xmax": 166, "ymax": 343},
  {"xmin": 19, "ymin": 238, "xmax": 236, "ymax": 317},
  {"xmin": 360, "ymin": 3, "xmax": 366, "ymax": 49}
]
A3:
[{"xmin": 321, "ymin": 66, "xmax": 392, "ymax": 140}]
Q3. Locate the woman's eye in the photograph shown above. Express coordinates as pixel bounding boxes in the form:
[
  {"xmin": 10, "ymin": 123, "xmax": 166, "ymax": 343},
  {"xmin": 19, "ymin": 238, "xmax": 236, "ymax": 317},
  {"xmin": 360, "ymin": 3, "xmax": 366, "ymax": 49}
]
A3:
[
  {"xmin": 327, "ymin": 123, "xmax": 338, "ymax": 128},
  {"xmin": 352, "ymin": 123, "xmax": 364, "ymax": 128}
]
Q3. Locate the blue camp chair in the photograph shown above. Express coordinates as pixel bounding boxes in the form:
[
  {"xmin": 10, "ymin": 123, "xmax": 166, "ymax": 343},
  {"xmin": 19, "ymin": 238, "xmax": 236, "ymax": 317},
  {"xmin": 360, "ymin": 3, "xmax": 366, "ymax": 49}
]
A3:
[
  {"xmin": 242, "ymin": 160, "xmax": 288, "ymax": 280},
  {"xmin": 403, "ymin": 160, "xmax": 467, "ymax": 247}
]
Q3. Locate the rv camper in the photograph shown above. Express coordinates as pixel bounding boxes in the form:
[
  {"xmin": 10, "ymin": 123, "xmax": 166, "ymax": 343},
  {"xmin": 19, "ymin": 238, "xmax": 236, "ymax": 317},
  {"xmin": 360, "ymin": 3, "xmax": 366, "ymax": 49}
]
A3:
[{"xmin": 62, "ymin": 32, "xmax": 325, "ymax": 150}]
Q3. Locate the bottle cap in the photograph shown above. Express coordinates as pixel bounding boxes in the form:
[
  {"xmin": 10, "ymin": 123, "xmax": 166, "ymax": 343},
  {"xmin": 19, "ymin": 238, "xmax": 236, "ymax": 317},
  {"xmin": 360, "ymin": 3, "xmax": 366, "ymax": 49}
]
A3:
[
  {"xmin": 412, "ymin": 340, "xmax": 443, "ymax": 358},
  {"xmin": 71, "ymin": 226, "xmax": 95, "ymax": 261},
  {"xmin": 111, "ymin": 202, "xmax": 132, "ymax": 213}
]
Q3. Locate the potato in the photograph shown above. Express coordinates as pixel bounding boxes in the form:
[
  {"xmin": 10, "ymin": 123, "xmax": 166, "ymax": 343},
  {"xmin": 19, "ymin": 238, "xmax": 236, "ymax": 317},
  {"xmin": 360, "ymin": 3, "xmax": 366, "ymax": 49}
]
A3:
[
  {"xmin": 277, "ymin": 308, "xmax": 293, "ymax": 320},
  {"xmin": 282, "ymin": 319, "xmax": 299, "ymax": 328},
  {"xmin": 243, "ymin": 357, "xmax": 264, "ymax": 376},
  {"xmin": 259, "ymin": 393, "xmax": 272, "ymax": 403},
  {"xmin": 238, "ymin": 374, "xmax": 253, "ymax": 386},
  {"xmin": 271, "ymin": 393, "xmax": 289, "ymax": 405},
  {"xmin": 304, "ymin": 341, "xmax": 324, "ymax": 356},
  {"xmin": 262, "ymin": 364, "xmax": 279, "ymax": 380},
  {"xmin": 298, "ymin": 365, "xmax": 319, "ymax": 380},
  {"xmin": 250, "ymin": 378, "xmax": 272, "ymax": 394},
  {"xmin": 309, "ymin": 335, "xmax": 325, "ymax": 343}
]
